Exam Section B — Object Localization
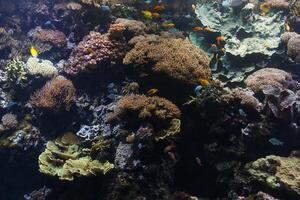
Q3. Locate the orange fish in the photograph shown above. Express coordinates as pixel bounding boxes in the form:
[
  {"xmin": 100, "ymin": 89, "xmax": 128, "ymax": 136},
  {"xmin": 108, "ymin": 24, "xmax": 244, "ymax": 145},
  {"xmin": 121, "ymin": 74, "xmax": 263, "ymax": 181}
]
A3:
[
  {"xmin": 154, "ymin": 5, "xmax": 165, "ymax": 12},
  {"xmin": 162, "ymin": 22, "xmax": 175, "ymax": 28},
  {"xmin": 193, "ymin": 26, "xmax": 203, "ymax": 31},
  {"xmin": 216, "ymin": 36, "xmax": 225, "ymax": 45},
  {"xmin": 199, "ymin": 79, "xmax": 210, "ymax": 87}
]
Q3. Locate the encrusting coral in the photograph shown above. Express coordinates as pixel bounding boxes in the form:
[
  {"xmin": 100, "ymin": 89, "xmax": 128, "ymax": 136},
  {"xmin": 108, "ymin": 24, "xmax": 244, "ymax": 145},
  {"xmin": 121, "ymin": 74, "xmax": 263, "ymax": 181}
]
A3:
[
  {"xmin": 123, "ymin": 35, "xmax": 211, "ymax": 85},
  {"xmin": 38, "ymin": 132, "xmax": 114, "ymax": 181},
  {"xmin": 244, "ymin": 68, "xmax": 292, "ymax": 93},
  {"xmin": 64, "ymin": 31, "xmax": 127, "ymax": 76},
  {"xmin": 29, "ymin": 76, "xmax": 76, "ymax": 111}
]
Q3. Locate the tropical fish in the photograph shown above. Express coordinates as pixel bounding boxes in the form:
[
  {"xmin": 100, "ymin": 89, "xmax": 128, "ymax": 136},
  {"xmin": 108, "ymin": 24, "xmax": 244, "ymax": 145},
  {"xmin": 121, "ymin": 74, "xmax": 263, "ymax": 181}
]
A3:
[
  {"xmin": 194, "ymin": 85, "xmax": 203, "ymax": 96},
  {"xmin": 147, "ymin": 88, "xmax": 158, "ymax": 96},
  {"xmin": 203, "ymin": 26, "xmax": 213, "ymax": 32},
  {"xmin": 199, "ymin": 79, "xmax": 210, "ymax": 87},
  {"xmin": 284, "ymin": 23, "xmax": 291, "ymax": 32},
  {"xmin": 153, "ymin": 5, "xmax": 165, "ymax": 12},
  {"xmin": 144, "ymin": 0, "xmax": 151, "ymax": 4},
  {"xmin": 30, "ymin": 46, "xmax": 38, "ymax": 57},
  {"xmin": 216, "ymin": 36, "xmax": 225, "ymax": 45},
  {"xmin": 100, "ymin": 5, "xmax": 111, "ymax": 12},
  {"xmin": 161, "ymin": 22, "xmax": 175, "ymax": 29},
  {"xmin": 193, "ymin": 26, "xmax": 203, "ymax": 31},
  {"xmin": 152, "ymin": 12, "xmax": 160, "ymax": 18},
  {"xmin": 260, "ymin": 3, "xmax": 271, "ymax": 15},
  {"xmin": 142, "ymin": 10, "xmax": 153, "ymax": 20},
  {"xmin": 269, "ymin": 138, "xmax": 284, "ymax": 146}
]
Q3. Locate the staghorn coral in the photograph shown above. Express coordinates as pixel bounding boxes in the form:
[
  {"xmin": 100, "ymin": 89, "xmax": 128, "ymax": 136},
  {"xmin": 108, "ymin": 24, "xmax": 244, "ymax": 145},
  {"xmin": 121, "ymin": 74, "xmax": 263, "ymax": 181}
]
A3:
[
  {"xmin": 64, "ymin": 31, "xmax": 127, "ymax": 76},
  {"xmin": 112, "ymin": 94, "xmax": 181, "ymax": 140},
  {"xmin": 38, "ymin": 133, "xmax": 114, "ymax": 181},
  {"xmin": 29, "ymin": 76, "xmax": 76, "ymax": 111},
  {"xmin": 244, "ymin": 68, "xmax": 292, "ymax": 93},
  {"xmin": 123, "ymin": 36, "xmax": 211, "ymax": 85},
  {"xmin": 26, "ymin": 57, "xmax": 58, "ymax": 78},
  {"xmin": 28, "ymin": 27, "xmax": 67, "ymax": 48}
]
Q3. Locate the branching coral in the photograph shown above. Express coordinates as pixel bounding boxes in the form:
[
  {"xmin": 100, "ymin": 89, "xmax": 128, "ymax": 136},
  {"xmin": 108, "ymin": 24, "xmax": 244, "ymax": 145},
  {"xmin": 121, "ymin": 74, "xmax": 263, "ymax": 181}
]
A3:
[
  {"xmin": 64, "ymin": 31, "xmax": 127, "ymax": 76},
  {"xmin": 29, "ymin": 76, "xmax": 76, "ymax": 111},
  {"xmin": 112, "ymin": 94, "xmax": 181, "ymax": 140},
  {"xmin": 38, "ymin": 133, "xmax": 114, "ymax": 181},
  {"xmin": 244, "ymin": 68, "xmax": 292, "ymax": 93},
  {"xmin": 123, "ymin": 35, "xmax": 211, "ymax": 85}
]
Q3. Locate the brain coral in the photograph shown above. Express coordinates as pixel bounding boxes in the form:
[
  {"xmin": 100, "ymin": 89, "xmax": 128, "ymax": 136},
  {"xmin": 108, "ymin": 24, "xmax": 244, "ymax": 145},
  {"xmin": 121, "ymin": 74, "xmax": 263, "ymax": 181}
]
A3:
[
  {"xmin": 64, "ymin": 31, "xmax": 127, "ymax": 76},
  {"xmin": 244, "ymin": 68, "xmax": 292, "ymax": 93},
  {"xmin": 123, "ymin": 35, "xmax": 211, "ymax": 85}
]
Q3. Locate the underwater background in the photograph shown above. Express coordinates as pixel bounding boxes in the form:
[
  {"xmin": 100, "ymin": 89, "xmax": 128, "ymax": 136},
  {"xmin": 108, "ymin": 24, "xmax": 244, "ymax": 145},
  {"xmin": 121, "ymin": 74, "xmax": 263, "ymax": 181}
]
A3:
[{"xmin": 0, "ymin": 0, "xmax": 300, "ymax": 199}]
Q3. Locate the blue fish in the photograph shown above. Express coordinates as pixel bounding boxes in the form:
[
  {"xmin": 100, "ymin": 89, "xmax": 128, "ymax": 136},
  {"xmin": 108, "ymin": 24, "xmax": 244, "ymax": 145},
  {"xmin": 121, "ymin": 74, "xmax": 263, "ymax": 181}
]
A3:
[
  {"xmin": 194, "ymin": 85, "xmax": 203, "ymax": 96},
  {"xmin": 101, "ymin": 5, "xmax": 111, "ymax": 12},
  {"xmin": 144, "ymin": 0, "xmax": 151, "ymax": 4},
  {"xmin": 269, "ymin": 138, "xmax": 284, "ymax": 146}
]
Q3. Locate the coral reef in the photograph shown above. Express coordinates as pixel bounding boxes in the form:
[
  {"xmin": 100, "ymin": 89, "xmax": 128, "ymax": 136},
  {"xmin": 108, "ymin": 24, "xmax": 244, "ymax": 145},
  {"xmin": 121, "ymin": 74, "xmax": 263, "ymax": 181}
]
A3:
[
  {"xmin": 28, "ymin": 27, "xmax": 67, "ymax": 48},
  {"xmin": 64, "ymin": 31, "xmax": 127, "ymax": 76},
  {"xmin": 281, "ymin": 32, "xmax": 300, "ymax": 63},
  {"xmin": 195, "ymin": 1, "xmax": 286, "ymax": 57},
  {"xmin": 29, "ymin": 76, "xmax": 75, "ymax": 111},
  {"xmin": 244, "ymin": 68, "xmax": 292, "ymax": 93},
  {"xmin": 124, "ymin": 35, "xmax": 211, "ymax": 85},
  {"xmin": 38, "ymin": 133, "xmax": 114, "ymax": 181},
  {"xmin": 246, "ymin": 153, "xmax": 300, "ymax": 196},
  {"xmin": 1, "ymin": 113, "xmax": 18, "ymax": 130},
  {"xmin": 5, "ymin": 57, "xmax": 28, "ymax": 87}
]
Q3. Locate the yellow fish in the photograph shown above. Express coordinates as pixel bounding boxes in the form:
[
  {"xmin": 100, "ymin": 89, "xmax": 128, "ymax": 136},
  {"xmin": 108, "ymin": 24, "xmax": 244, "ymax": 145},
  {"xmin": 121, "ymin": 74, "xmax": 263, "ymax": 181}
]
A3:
[
  {"xmin": 284, "ymin": 23, "xmax": 290, "ymax": 32},
  {"xmin": 147, "ymin": 88, "xmax": 158, "ymax": 96},
  {"xmin": 142, "ymin": 10, "xmax": 152, "ymax": 20},
  {"xmin": 199, "ymin": 79, "xmax": 210, "ymax": 87},
  {"xmin": 260, "ymin": 3, "xmax": 271, "ymax": 16},
  {"xmin": 30, "ymin": 46, "xmax": 38, "ymax": 57}
]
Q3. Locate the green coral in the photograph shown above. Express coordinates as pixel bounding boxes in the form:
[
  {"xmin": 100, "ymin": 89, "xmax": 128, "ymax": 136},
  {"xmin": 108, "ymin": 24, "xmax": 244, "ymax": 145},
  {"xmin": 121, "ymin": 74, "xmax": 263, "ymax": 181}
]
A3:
[
  {"xmin": 5, "ymin": 57, "xmax": 28, "ymax": 87},
  {"xmin": 38, "ymin": 133, "xmax": 114, "ymax": 181}
]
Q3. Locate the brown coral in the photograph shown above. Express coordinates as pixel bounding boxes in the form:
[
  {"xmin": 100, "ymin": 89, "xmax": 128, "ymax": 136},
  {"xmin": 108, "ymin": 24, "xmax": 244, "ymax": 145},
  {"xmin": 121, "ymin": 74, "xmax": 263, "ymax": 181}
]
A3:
[
  {"xmin": 244, "ymin": 68, "xmax": 292, "ymax": 93},
  {"xmin": 29, "ymin": 76, "xmax": 76, "ymax": 111},
  {"xmin": 114, "ymin": 94, "xmax": 181, "ymax": 121},
  {"xmin": 30, "ymin": 27, "xmax": 67, "ymax": 48},
  {"xmin": 123, "ymin": 35, "xmax": 211, "ymax": 85},
  {"xmin": 108, "ymin": 18, "xmax": 147, "ymax": 41}
]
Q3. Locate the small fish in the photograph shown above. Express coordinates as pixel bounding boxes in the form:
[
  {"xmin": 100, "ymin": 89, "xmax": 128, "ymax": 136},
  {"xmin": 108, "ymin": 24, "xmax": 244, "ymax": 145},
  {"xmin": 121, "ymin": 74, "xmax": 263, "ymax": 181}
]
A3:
[
  {"xmin": 216, "ymin": 36, "xmax": 225, "ymax": 45},
  {"xmin": 142, "ymin": 10, "xmax": 153, "ymax": 20},
  {"xmin": 161, "ymin": 22, "xmax": 175, "ymax": 29},
  {"xmin": 199, "ymin": 79, "xmax": 210, "ymax": 87},
  {"xmin": 100, "ymin": 5, "xmax": 111, "ymax": 12},
  {"xmin": 144, "ymin": 0, "xmax": 151, "ymax": 4},
  {"xmin": 153, "ymin": 5, "xmax": 165, "ymax": 12},
  {"xmin": 203, "ymin": 26, "xmax": 213, "ymax": 32},
  {"xmin": 269, "ymin": 138, "xmax": 284, "ymax": 146},
  {"xmin": 193, "ymin": 26, "xmax": 203, "ymax": 32},
  {"xmin": 147, "ymin": 88, "xmax": 158, "ymax": 96},
  {"xmin": 194, "ymin": 85, "xmax": 203, "ymax": 96},
  {"xmin": 192, "ymin": 4, "xmax": 196, "ymax": 11},
  {"xmin": 284, "ymin": 23, "xmax": 290, "ymax": 32},
  {"xmin": 260, "ymin": 3, "xmax": 271, "ymax": 15},
  {"xmin": 30, "ymin": 46, "xmax": 38, "ymax": 57},
  {"xmin": 152, "ymin": 12, "xmax": 160, "ymax": 18}
]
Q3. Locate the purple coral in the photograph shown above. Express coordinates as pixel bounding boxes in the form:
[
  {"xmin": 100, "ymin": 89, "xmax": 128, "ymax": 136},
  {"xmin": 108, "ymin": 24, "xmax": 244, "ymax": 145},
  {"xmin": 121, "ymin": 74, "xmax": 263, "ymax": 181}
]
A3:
[{"xmin": 64, "ymin": 31, "xmax": 126, "ymax": 76}]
